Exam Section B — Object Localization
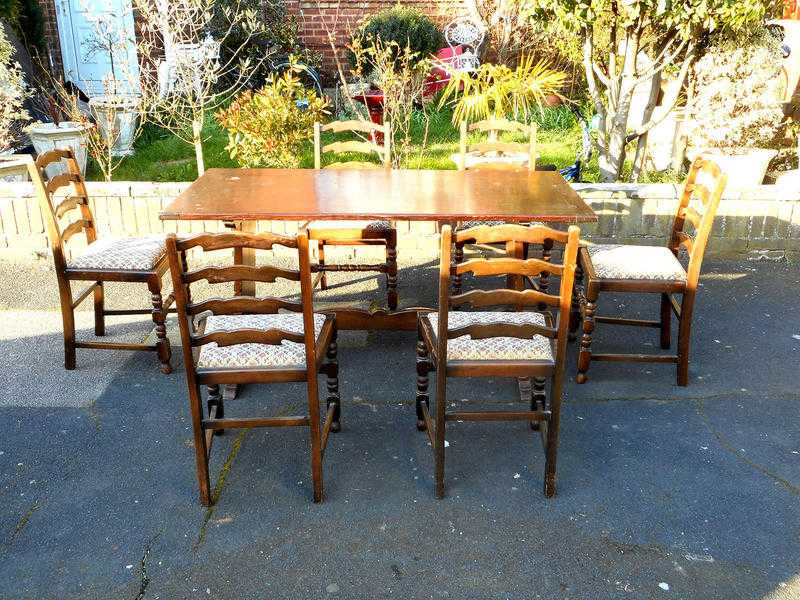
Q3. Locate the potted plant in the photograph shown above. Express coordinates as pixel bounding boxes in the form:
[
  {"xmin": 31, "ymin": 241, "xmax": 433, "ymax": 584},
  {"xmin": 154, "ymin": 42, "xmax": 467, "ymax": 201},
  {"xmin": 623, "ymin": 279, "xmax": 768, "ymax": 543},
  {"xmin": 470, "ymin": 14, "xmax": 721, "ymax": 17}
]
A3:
[
  {"xmin": 84, "ymin": 13, "xmax": 140, "ymax": 157},
  {"xmin": 26, "ymin": 91, "xmax": 93, "ymax": 178},
  {"xmin": 686, "ymin": 29, "xmax": 787, "ymax": 187}
]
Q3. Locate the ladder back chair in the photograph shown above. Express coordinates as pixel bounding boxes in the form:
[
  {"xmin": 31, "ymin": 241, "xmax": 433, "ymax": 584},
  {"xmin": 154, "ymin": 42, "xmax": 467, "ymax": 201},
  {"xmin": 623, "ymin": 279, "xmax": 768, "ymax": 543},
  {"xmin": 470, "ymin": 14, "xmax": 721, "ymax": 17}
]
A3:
[
  {"xmin": 3, "ymin": 151, "xmax": 173, "ymax": 372},
  {"xmin": 573, "ymin": 157, "xmax": 727, "ymax": 386},
  {"xmin": 308, "ymin": 119, "xmax": 398, "ymax": 310},
  {"xmin": 450, "ymin": 118, "xmax": 554, "ymax": 297},
  {"xmin": 166, "ymin": 230, "xmax": 340, "ymax": 505},
  {"xmin": 416, "ymin": 223, "xmax": 581, "ymax": 498}
]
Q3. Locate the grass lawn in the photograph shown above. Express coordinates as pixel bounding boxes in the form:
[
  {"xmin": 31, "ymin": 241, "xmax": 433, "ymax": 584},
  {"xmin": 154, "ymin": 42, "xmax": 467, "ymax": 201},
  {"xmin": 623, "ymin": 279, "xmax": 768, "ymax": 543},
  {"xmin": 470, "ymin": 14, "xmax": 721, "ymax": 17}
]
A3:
[{"xmin": 90, "ymin": 105, "xmax": 676, "ymax": 183}]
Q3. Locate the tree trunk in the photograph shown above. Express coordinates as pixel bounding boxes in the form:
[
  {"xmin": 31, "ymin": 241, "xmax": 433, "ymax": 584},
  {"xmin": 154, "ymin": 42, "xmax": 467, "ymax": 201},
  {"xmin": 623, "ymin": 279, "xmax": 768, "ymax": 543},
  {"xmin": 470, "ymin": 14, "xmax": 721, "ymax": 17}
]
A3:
[
  {"xmin": 631, "ymin": 72, "xmax": 662, "ymax": 182},
  {"xmin": 192, "ymin": 118, "xmax": 205, "ymax": 177}
]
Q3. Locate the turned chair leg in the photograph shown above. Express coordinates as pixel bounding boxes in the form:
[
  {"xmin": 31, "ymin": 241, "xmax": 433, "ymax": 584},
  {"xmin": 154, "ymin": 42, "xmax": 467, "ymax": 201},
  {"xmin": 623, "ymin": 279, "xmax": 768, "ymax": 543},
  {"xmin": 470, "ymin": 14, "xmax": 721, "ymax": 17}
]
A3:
[
  {"xmin": 93, "ymin": 281, "xmax": 105, "ymax": 337},
  {"xmin": 148, "ymin": 278, "xmax": 172, "ymax": 374},
  {"xmin": 317, "ymin": 241, "xmax": 328, "ymax": 290},
  {"xmin": 452, "ymin": 241, "xmax": 465, "ymax": 295},
  {"xmin": 676, "ymin": 293, "xmax": 695, "ymax": 387},
  {"xmin": 326, "ymin": 331, "xmax": 341, "ymax": 432},
  {"xmin": 576, "ymin": 288, "xmax": 598, "ymax": 384},
  {"xmin": 539, "ymin": 239, "xmax": 553, "ymax": 301},
  {"xmin": 415, "ymin": 337, "xmax": 430, "ymax": 431},
  {"xmin": 569, "ymin": 262, "xmax": 584, "ymax": 340},
  {"xmin": 207, "ymin": 384, "xmax": 224, "ymax": 436},
  {"xmin": 530, "ymin": 376, "xmax": 546, "ymax": 431},
  {"xmin": 660, "ymin": 293, "xmax": 672, "ymax": 349},
  {"xmin": 386, "ymin": 231, "xmax": 398, "ymax": 310}
]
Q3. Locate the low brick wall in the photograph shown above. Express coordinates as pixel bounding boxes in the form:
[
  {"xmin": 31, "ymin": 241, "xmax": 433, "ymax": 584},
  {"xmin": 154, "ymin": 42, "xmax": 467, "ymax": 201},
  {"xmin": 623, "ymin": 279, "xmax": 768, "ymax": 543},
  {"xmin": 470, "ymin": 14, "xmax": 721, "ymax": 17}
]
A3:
[{"xmin": 1, "ymin": 180, "xmax": 799, "ymax": 261}]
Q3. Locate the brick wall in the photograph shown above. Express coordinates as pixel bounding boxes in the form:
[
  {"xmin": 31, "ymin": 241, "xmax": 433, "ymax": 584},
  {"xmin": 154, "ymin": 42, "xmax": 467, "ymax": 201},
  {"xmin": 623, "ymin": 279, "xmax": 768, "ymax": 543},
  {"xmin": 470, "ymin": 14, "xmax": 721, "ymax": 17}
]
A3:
[
  {"xmin": 37, "ymin": 0, "xmax": 63, "ymax": 77},
  {"xmin": 287, "ymin": 0, "xmax": 466, "ymax": 76}
]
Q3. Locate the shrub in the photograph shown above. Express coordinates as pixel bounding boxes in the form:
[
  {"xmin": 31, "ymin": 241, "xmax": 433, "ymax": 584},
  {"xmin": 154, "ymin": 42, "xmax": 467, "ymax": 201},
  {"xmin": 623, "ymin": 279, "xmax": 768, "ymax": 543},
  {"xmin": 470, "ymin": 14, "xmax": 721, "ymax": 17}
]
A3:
[
  {"xmin": 687, "ymin": 28, "xmax": 786, "ymax": 153},
  {"xmin": 0, "ymin": 24, "xmax": 29, "ymax": 152},
  {"xmin": 349, "ymin": 5, "xmax": 443, "ymax": 67},
  {"xmin": 216, "ymin": 65, "xmax": 328, "ymax": 168}
]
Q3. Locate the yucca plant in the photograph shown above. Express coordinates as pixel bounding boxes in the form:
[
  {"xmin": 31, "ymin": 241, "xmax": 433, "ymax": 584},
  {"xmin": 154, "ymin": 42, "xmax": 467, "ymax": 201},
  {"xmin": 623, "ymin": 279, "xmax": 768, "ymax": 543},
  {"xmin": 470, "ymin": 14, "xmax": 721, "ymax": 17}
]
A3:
[{"xmin": 438, "ymin": 55, "xmax": 567, "ymax": 125}]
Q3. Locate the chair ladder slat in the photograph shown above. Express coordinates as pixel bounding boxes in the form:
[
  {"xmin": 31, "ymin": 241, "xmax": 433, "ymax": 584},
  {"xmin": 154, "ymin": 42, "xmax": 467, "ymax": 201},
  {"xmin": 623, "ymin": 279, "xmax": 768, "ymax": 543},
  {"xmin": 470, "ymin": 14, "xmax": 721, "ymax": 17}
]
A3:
[
  {"xmin": 450, "ymin": 288, "xmax": 560, "ymax": 308},
  {"xmin": 455, "ymin": 223, "xmax": 570, "ymax": 245},
  {"xmin": 456, "ymin": 256, "xmax": 564, "ymax": 278},
  {"xmin": 191, "ymin": 327, "xmax": 305, "ymax": 348},
  {"xmin": 188, "ymin": 296, "xmax": 302, "ymax": 316},
  {"xmin": 185, "ymin": 264, "xmax": 300, "ymax": 285}
]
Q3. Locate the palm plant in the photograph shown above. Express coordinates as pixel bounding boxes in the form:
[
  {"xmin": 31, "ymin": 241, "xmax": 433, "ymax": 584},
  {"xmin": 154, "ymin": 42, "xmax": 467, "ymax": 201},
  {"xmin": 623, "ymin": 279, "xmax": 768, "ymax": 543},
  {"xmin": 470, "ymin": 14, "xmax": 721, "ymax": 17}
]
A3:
[{"xmin": 438, "ymin": 55, "xmax": 567, "ymax": 125}]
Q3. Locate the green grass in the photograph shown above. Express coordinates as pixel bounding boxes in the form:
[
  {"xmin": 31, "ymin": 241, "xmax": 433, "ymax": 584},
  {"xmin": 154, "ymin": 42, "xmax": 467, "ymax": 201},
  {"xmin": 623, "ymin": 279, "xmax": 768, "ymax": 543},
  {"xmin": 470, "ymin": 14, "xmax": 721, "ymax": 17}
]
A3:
[{"xmin": 86, "ymin": 105, "xmax": 675, "ymax": 183}]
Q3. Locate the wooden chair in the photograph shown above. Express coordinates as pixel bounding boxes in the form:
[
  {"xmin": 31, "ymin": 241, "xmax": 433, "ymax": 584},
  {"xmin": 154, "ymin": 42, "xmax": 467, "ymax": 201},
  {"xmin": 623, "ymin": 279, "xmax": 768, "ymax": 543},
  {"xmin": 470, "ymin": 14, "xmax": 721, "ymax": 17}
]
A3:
[
  {"xmin": 166, "ymin": 230, "xmax": 340, "ymax": 505},
  {"xmin": 416, "ymin": 223, "xmax": 581, "ymax": 498},
  {"xmin": 307, "ymin": 120, "xmax": 398, "ymax": 310},
  {"xmin": 1, "ymin": 151, "xmax": 173, "ymax": 373},
  {"xmin": 450, "ymin": 117, "xmax": 553, "ymax": 296},
  {"xmin": 573, "ymin": 157, "xmax": 727, "ymax": 386}
]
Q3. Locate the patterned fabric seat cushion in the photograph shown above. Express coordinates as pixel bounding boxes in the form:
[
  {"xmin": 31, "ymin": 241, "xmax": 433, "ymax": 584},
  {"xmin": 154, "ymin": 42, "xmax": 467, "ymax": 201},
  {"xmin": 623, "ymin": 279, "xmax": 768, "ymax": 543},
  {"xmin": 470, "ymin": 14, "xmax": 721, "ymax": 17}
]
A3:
[
  {"xmin": 586, "ymin": 244, "xmax": 687, "ymax": 282},
  {"xmin": 197, "ymin": 313, "xmax": 326, "ymax": 370},
  {"xmin": 425, "ymin": 311, "xmax": 553, "ymax": 362},
  {"xmin": 307, "ymin": 220, "xmax": 394, "ymax": 234},
  {"xmin": 69, "ymin": 235, "xmax": 167, "ymax": 271},
  {"xmin": 458, "ymin": 220, "xmax": 545, "ymax": 230},
  {"xmin": 450, "ymin": 151, "xmax": 530, "ymax": 170}
]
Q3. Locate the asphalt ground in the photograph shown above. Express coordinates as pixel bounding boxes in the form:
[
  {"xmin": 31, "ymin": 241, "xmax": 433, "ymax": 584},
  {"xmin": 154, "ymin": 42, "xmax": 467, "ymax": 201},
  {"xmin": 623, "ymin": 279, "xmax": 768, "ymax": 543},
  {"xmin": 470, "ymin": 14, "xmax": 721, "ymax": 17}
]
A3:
[{"xmin": 0, "ymin": 255, "xmax": 798, "ymax": 599}]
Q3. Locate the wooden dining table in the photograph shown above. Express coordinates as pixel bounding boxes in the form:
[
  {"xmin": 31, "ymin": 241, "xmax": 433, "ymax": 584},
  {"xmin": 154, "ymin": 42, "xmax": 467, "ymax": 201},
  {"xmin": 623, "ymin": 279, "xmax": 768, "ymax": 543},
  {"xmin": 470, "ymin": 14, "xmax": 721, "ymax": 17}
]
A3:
[{"xmin": 160, "ymin": 167, "xmax": 597, "ymax": 329}]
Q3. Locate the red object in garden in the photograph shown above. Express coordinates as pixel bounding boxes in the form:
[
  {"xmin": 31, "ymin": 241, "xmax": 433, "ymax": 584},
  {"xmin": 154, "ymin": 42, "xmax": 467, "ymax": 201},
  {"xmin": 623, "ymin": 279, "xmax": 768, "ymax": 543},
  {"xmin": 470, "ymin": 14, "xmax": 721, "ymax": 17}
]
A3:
[
  {"xmin": 425, "ymin": 46, "xmax": 464, "ymax": 96},
  {"xmin": 786, "ymin": 0, "xmax": 800, "ymax": 19},
  {"xmin": 352, "ymin": 91, "xmax": 385, "ymax": 143}
]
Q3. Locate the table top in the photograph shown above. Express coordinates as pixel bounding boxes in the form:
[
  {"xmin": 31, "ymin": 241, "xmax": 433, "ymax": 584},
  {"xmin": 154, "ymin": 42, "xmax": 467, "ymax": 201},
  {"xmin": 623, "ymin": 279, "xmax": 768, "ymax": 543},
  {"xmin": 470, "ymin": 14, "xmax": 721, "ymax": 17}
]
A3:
[{"xmin": 160, "ymin": 168, "xmax": 597, "ymax": 223}]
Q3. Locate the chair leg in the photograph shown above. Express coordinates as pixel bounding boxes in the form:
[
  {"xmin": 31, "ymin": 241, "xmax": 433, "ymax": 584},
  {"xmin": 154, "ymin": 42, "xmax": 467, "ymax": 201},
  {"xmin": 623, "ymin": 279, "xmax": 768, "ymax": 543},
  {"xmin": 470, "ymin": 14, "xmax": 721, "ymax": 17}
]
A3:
[
  {"xmin": 307, "ymin": 379, "xmax": 324, "ymax": 503},
  {"xmin": 386, "ymin": 232, "xmax": 398, "ymax": 311},
  {"xmin": 576, "ymin": 288, "xmax": 598, "ymax": 384},
  {"xmin": 93, "ymin": 282, "xmax": 105, "ymax": 337},
  {"xmin": 59, "ymin": 281, "xmax": 76, "ymax": 370},
  {"xmin": 660, "ymin": 293, "xmax": 672, "ymax": 349},
  {"xmin": 148, "ymin": 278, "xmax": 172, "ymax": 374},
  {"xmin": 318, "ymin": 241, "xmax": 328, "ymax": 290},
  {"xmin": 207, "ymin": 384, "xmax": 224, "ymax": 436},
  {"xmin": 543, "ymin": 376, "xmax": 562, "ymax": 498},
  {"xmin": 434, "ymin": 366, "xmax": 447, "ymax": 499},
  {"xmin": 325, "ymin": 330, "xmax": 341, "ymax": 432},
  {"xmin": 452, "ymin": 241, "xmax": 465, "ymax": 295},
  {"xmin": 415, "ymin": 336, "xmax": 430, "ymax": 431},
  {"xmin": 569, "ymin": 262, "xmax": 584, "ymax": 340},
  {"xmin": 677, "ymin": 293, "xmax": 695, "ymax": 387},
  {"xmin": 189, "ymin": 384, "xmax": 212, "ymax": 506},
  {"xmin": 530, "ymin": 376, "xmax": 546, "ymax": 431}
]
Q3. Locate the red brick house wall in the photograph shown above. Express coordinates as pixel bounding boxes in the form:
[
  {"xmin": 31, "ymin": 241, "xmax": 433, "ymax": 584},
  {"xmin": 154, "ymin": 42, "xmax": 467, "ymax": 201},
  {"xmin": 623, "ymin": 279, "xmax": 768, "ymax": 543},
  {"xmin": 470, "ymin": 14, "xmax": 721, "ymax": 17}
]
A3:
[
  {"xmin": 35, "ymin": 0, "xmax": 466, "ymax": 87},
  {"xmin": 286, "ymin": 0, "xmax": 467, "ymax": 75}
]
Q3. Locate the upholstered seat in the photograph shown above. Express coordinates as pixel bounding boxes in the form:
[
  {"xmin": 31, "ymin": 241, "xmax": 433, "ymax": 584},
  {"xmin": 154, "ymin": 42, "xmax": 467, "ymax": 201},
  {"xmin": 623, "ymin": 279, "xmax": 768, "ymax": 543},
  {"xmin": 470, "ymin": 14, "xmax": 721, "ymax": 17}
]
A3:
[
  {"xmin": 425, "ymin": 311, "xmax": 554, "ymax": 362},
  {"xmin": 306, "ymin": 220, "xmax": 393, "ymax": 234},
  {"xmin": 197, "ymin": 313, "xmax": 327, "ymax": 369},
  {"xmin": 450, "ymin": 151, "xmax": 530, "ymax": 170},
  {"xmin": 586, "ymin": 244, "xmax": 687, "ymax": 282},
  {"xmin": 69, "ymin": 235, "xmax": 167, "ymax": 271}
]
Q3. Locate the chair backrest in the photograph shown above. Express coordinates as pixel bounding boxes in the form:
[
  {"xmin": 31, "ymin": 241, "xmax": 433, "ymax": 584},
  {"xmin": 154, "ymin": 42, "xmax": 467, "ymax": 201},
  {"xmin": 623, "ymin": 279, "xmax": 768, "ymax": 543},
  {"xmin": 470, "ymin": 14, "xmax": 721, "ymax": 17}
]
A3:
[
  {"xmin": 437, "ymin": 223, "xmax": 580, "ymax": 369},
  {"xmin": 668, "ymin": 156, "xmax": 727, "ymax": 290},
  {"xmin": 166, "ymin": 230, "xmax": 317, "ymax": 380},
  {"xmin": 0, "ymin": 151, "xmax": 96, "ymax": 272},
  {"xmin": 313, "ymin": 120, "xmax": 391, "ymax": 169},
  {"xmin": 456, "ymin": 118, "xmax": 537, "ymax": 171}
]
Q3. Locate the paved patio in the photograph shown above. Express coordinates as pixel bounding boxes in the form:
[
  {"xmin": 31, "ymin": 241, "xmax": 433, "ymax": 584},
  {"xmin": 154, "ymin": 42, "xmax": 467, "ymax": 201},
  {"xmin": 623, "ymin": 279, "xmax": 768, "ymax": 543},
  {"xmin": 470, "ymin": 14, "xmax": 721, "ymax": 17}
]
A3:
[{"xmin": 0, "ymin": 256, "xmax": 798, "ymax": 599}]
